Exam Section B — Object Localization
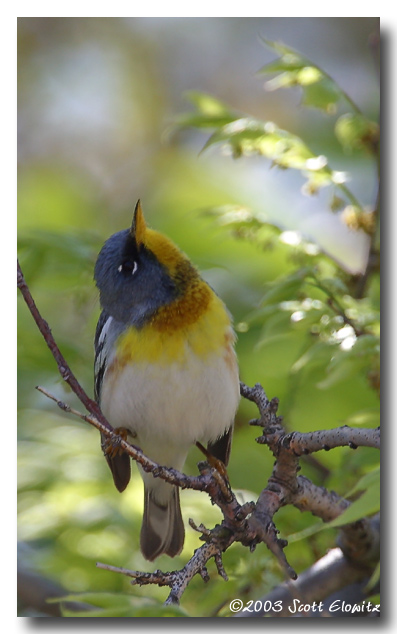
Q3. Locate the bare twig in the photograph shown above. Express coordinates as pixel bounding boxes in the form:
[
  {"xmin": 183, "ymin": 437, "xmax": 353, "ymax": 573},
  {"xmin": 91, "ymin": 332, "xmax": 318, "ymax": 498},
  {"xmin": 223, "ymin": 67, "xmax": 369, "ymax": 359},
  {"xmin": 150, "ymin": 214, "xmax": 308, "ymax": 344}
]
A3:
[
  {"xmin": 97, "ymin": 537, "xmax": 233, "ymax": 605},
  {"xmin": 280, "ymin": 426, "xmax": 380, "ymax": 454},
  {"xmin": 293, "ymin": 475, "xmax": 350, "ymax": 521},
  {"xmin": 240, "ymin": 382, "xmax": 379, "ymax": 567},
  {"xmin": 35, "ymin": 387, "xmax": 217, "ymax": 495},
  {"xmin": 17, "ymin": 260, "xmax": 112, "ymax": 432},
  {"xmin": 35, "ymin": 386, "xmax": 263, "ymax": 603}
]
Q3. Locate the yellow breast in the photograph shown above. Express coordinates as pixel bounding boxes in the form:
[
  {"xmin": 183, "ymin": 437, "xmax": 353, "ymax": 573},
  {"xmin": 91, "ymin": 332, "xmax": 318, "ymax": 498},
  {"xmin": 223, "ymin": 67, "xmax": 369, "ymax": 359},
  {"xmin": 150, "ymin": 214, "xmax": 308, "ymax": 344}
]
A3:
[{"xmin": 116, "ymin": 282, "xmax": 233, "ymax": 366}]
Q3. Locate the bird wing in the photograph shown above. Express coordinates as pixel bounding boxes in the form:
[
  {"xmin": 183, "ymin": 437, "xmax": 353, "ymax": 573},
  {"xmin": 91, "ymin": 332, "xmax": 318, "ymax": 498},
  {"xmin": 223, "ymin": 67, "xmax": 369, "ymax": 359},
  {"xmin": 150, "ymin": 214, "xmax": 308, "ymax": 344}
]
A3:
[
  {"xmin": 207, "ymin": 426, "xmax": 233, "ymax": 466},
  {"xmin": 95, "ymin": 311, "xmax": 131, "ymax": 492}
]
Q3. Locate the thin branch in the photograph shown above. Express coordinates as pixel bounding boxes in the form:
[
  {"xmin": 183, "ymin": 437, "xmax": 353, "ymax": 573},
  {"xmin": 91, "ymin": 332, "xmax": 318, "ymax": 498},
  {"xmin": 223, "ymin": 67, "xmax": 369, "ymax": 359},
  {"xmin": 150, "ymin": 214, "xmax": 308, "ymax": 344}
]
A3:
[
  {"xmin": 90, "ymin": 380, "xmax": 378, "ymax": 605},
  {"xmin": 308, "ymin": 274, "xmax": 366, "ymax": 337},
  {"xmin": 293, "ymin": 475, "xmax": 349, "ymax": 522},
  {"xmin": 240, "ymin": 382, "xmax": 379, "ymax": 563},
  {"xmin": 36, "ymin": 387, "xmax": 212, "ymax": 494},
  {"xmin": 98, "ymin": 535, "xmax": 234, "ymax": 605},
  {"xmin": 355, "ymin": 185, "xmax": 380, "ymax": 299},
  {"xmin": 282, "ymin": 426, "xmax": 380, "ymax": 454},
  {"xmin": 18, "ymin": 263, "xmax": 380, "ymax": 608},
  {"xmin": 335, "ymin": 182, "xmax": 365, "ymax": 214},
  {"xmin": 17, "ymin": 260, "xmax": 112, "ymax": 431}
]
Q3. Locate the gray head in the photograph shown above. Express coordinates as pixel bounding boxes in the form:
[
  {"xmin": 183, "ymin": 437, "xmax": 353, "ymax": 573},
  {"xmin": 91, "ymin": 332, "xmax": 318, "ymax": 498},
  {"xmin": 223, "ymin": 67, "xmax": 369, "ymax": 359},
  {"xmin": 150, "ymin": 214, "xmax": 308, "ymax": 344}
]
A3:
[{"xmin": 94, "ymin": 201, "xmax": 179, "ymax": 326}]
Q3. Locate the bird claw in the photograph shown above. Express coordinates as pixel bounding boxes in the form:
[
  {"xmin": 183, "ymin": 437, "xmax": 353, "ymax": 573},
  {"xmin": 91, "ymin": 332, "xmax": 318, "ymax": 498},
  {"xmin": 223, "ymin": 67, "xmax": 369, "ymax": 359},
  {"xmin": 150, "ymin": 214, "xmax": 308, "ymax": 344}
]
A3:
[
  {"xmin": 103, "ymin": 427, "xmax": 129, "ymax": 458},
  {"xmin": 195, "ymin": 441, "xmax": 228, "ymax": 479}
]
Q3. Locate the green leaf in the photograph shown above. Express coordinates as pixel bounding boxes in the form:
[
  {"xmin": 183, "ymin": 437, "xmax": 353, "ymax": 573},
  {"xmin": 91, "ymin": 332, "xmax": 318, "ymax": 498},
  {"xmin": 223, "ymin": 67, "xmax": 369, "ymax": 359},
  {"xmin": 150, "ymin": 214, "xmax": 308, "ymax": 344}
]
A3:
[
  {"xmin": 291, "ymin": 341, "xmax": 333, "ymax": 374},
  {"xmin": 260, "ymin": 269, "xmax": 311, "ymax": 307},
  {"xmin": 317, "ymin": 335, "xmax": 379, "ymax": 390},
  {"xmin": 185, "ymin": 91, "xmax": 232, "ymax": 116},
  {"xmin": 243, "ymin": 303, "xmax": 285, "ymax": 327},
  {"xmin": 174, "ymin": 91, "xmax": 237, "ymax": 129},
  {"xmin": 257, "ymin": 38, "xmax": 366, "ymax": 115},
  {"xmin": 329, "ymin": 475, "xmax": 380, "ymax": 527},
  {"xmin": 301, "ymin": 78, "xmax": 340, "ymax": 113},
  {"xmin": 257, "ymin": 38, "xmax": 309, "ymax": 73},
  {"xmin": 200, "ymin": 204, "xmax": 255, "ymax": 226},
  {"xmin": 265, "ymin": 70, "xmax": 301, "ymax": 91},
  {"xmin": 317, "ymin": 356, "xmax": 357, "ymax": 390},
  {"xmin": 316, "ymin": 276, "xmax": 350, "ymax": 296},
  {"xmin": 175, "ymin": 88, "xmax": 362, "ymax": 208},
  {"xmin": 258, "ymin": 39, "xmax": 341, "ymax": 112},
  {"xmin": 287, "ymin": 521, "xmax": 325, "ymax": 542},
  {"xmin": 203, "ymin": 118, "xmax": 322, "ymax": 169},
  {"xmin": 346, "ymin": 466, "xmax": 380, "ymax": 498},
  {"xmin": 349, "ymin": 334, "xmax": 380, "ymax": 357},
  {"xmin": 61, "ymin": 606, "xmax": 131, "ymax": 617},
  {"xmin": 265, "ymin": 69, "xmax": 340, "ymax": 114},
  {"xmin": 366, "ymin": 562, "xmax": 380, "ymax": 592},
  {"xmin": 48, "ymin": 592, "xmax": 133, "ymax": 609},
  {"xmin": 50, "ymin": 593, "xmax": 189, "ymax": 618},
  {"xmin": 258, "ymin": 58, "xmax": 305, "ymax": 75},
  {"xmin": 335, "ymin": 113, "xmax": 380, "ymax": 152},
  {"xmin": 256, "ymin": 331, "xmax": 292, "ymax": 350},
  {"xmin": 290, "ymin": 469, "xmax": 380, "ymax": 536},
  {"xmin": 200, "ymin": 118, "xmax": 337, "ymax": 198}
]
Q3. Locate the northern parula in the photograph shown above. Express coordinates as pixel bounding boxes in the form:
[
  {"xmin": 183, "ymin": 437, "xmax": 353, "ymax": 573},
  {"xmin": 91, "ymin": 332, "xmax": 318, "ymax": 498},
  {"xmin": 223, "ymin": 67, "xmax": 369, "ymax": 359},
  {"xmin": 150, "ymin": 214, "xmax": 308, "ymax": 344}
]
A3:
[{"xmin": 94, "ymin": 201, "xmax": 240, "ymax": 561}]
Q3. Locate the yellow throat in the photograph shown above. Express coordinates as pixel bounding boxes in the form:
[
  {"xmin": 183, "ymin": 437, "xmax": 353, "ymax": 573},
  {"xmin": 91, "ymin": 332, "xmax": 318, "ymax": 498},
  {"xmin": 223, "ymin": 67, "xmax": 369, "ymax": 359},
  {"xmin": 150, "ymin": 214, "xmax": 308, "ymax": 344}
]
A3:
[{"xmin": 116, "ymin": 205, "xmax": 233, "ymax": 366}]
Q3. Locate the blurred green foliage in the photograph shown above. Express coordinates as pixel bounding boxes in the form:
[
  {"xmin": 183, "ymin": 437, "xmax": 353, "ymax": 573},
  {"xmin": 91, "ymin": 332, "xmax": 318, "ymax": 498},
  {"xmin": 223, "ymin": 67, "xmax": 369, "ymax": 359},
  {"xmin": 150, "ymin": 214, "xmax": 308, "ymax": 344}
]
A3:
[{"xmin": 18, "ymin": 21, "xmax": 379, "ymax": 617}]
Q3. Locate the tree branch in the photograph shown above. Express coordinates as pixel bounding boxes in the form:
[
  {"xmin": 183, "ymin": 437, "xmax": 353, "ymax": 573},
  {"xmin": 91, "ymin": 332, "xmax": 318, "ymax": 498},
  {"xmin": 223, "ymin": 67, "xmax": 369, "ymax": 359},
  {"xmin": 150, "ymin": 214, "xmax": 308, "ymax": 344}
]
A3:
[
  {"xmin": 17, "ymin": 260, "xmax": 112, "ymax": 431},
  {"xmin": 234, "ymin": 547, "xmax": 379, "ymax": 618},
  {"xmin": 281, "ymin": 426, "xmax": 380, "ymax": 454},
  {"xmin": 97, "ymin": 538, "xmax": 231, "ymax": 606},
  {"xmin": 18, "ymin": 261, "xmax": 380, "ymax": 609}
]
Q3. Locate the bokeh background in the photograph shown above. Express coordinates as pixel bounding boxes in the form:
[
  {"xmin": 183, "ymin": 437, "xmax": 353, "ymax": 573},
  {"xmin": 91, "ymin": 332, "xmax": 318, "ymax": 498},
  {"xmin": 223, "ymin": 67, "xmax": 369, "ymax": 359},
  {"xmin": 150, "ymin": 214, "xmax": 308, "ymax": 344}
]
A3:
[{"xmin": 18, "ymin": 17, "xmax": 379, "ymax": 616}]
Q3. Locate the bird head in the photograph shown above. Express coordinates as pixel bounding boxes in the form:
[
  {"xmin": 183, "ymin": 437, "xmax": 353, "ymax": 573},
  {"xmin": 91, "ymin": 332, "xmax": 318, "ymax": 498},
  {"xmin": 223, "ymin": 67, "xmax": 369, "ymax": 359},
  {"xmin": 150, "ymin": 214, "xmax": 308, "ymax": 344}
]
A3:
[{"xmin": 94, "ymin": 201, "xmax": 195, "ymax": 325}]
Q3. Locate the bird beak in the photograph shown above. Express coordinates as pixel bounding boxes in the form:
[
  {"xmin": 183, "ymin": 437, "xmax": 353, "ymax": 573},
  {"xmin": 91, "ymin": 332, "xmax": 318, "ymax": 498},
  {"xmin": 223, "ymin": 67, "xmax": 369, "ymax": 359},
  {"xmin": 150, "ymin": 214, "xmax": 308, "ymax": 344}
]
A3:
[{"xmin": 131, "ymin": 199, "xmax": 146, "ymax": 247}]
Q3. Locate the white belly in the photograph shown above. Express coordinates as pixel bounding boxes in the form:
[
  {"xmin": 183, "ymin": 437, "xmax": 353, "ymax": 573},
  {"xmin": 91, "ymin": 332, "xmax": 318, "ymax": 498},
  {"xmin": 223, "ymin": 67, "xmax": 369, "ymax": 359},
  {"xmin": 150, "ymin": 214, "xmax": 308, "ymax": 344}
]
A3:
[{"xmin": 100, "ymin": 349, "xmax": 240, "ymax": 466}]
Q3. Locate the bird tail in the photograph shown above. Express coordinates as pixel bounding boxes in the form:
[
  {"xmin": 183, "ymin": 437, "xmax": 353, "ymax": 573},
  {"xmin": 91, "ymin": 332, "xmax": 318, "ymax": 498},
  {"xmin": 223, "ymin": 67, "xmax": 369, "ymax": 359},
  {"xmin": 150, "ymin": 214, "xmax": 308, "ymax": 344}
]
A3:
[{"xmin": 140, "ymin": 484, "xmax": 185, "ymax": 561}]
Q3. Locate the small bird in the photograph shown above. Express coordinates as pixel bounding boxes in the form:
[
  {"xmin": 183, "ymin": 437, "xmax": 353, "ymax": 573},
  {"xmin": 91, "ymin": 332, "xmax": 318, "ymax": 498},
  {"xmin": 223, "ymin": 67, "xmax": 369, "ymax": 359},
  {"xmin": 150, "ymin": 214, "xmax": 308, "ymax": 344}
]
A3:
[{"xmin": 94, "ymin": 201, "xmax": 240, "ymax": 561}]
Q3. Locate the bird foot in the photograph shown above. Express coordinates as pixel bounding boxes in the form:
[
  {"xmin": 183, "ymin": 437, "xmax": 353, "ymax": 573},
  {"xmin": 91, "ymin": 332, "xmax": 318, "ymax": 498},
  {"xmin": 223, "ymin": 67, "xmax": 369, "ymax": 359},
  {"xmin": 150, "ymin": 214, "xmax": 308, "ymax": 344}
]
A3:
[
  {"xmin": 103, "ymin": 427, "xmax": 129, "ymax": 459},
  {"xmin": 195, "ymin": 441, "xmax": 228, "ymax": 479}
]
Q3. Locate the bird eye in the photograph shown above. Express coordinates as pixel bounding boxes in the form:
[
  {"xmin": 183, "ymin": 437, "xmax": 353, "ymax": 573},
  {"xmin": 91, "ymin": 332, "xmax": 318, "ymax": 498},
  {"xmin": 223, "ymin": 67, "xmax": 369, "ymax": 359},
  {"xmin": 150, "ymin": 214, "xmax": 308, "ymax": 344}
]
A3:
[{"xmin": 118, "ymin": 260, "xmax": 138, "ymax": 275}]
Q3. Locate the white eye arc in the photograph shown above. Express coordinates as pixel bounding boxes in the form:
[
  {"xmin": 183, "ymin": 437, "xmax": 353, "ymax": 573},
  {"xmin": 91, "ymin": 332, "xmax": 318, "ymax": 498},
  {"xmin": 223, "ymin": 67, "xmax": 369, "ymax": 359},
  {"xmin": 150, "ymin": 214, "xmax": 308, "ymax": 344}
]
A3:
[{"xmin": 118, "ymin": 261, "xmax": 138, "ymax": 275}]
